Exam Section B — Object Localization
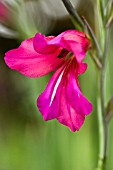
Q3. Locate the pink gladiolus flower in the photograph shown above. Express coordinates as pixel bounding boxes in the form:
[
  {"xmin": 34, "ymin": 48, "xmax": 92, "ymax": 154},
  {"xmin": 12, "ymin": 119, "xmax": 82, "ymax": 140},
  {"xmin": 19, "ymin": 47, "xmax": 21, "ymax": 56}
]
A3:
[{"xmin": 4, "ymin": 30, "xmax": 93, "ymax": 132}]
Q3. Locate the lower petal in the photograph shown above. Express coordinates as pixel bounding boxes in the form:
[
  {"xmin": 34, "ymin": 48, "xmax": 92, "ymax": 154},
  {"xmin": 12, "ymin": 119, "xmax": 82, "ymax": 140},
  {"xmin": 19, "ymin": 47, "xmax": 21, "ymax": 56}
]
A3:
[
  {"xmin": 66, "ymin": 60, "xmax": 93, "ymax": 116},
  {"xmin": 56, "ymin": 77, "xmax": 85, "ymax": 132},
  {"xmin": 37, "ymin": 58, "xmax": 92, "ymax": 132},
  {"xmin": 37, "ymin": 64, "xmax": 65, "ymax": 120}
]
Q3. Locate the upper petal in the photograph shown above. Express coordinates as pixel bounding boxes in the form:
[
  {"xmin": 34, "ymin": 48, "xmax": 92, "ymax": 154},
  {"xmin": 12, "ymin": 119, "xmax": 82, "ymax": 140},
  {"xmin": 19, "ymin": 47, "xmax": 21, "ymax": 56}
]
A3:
[
  {"xmin": 33, "ymin": 33, "xmax": 58, "ymax": 54},
  {"xmin": 34, "ymin": 30, "xmax": 91, "ymax": 62},
  {"xmin": 4, "ymin": 38, "xmax": 64, "ymax": 78},
  {"xmin": 60, "ymin": 30, "xmax": 91, "ymax": 62}
]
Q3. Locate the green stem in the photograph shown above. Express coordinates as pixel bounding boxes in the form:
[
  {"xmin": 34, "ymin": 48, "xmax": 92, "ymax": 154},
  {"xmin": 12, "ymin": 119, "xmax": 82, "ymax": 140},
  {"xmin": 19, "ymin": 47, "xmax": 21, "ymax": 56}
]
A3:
[
  {"xmin": 97, "ymin": 0, "xmax": 105, "ymax": 56},
  {"xmin": 96, "ymin": 23, "xmax": 110, "ymax": 170},
  {"xmin": 97, "ymin": 71, "xmax": 105, "ymax": 170},
  {"xmin": 97, "ymin": 69, "xmax": 108, "ymax": 170},
  {"xmin": 82, "ymin": 17, "xmax": 102, "ymax": 58},
  {"xmin": 89, "ymin": 51, "xmax": 102, "ymax": 69},
  {"xmin": 61, "ymin": 0, "xmax": 84, "ymax": 30},
  {"xmin": 105, "ymin": 95, "xmax": 113, "ymax": 122}
]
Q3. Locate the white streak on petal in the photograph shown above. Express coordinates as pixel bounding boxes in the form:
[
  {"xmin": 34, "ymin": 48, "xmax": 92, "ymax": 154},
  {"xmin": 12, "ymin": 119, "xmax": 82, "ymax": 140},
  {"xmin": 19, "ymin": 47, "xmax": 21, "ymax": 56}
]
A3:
[{"xmin": 49, "ymin": 69, "xmax": 64, "ymax": 106}]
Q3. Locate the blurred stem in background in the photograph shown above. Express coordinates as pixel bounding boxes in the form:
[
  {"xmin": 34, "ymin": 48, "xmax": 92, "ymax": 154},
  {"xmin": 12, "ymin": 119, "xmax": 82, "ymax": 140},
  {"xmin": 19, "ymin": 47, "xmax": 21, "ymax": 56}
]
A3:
[
  {"xmin": 61, "ymin": 0, "xmax": 113, "ymax": 170},
  {"xmin": 61, "ymin": 0, "xmax": 84, "ymax": 30}
]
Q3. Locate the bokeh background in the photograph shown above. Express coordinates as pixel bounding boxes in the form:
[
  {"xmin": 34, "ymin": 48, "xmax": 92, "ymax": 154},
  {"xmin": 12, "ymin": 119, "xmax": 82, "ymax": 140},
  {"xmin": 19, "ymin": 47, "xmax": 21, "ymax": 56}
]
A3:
[{"xmin": 0, "ymin": 0, "xmax": 113, "ymax": 170}]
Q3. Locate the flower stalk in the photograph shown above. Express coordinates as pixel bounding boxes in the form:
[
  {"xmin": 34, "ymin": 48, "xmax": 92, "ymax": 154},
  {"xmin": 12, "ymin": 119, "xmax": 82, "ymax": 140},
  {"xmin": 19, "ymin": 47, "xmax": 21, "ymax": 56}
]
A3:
[
  {"xmin": 97, "ymin": 84, "xmax": 105, "ymax": 170},
  {"xmin": 97, "ymin": 12, "xmax": 110, "ymax": 170}
]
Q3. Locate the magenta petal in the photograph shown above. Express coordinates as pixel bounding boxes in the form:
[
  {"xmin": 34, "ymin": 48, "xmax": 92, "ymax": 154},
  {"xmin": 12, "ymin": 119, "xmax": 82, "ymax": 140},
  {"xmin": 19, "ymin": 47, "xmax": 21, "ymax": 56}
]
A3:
[
  {"xmin": 66, "ymin": 60, "xmax": 93, "ymax": 116},
  {"xmin": 57, "ymin": 30, "xmax": 91, "ymax": 62},
  {"xmin": 5, "ymin": 38, "xmax": 64, "ymax": 78},
  {"xmin": 33, "ymin": 33, "xmax": 58, "ymax": 54},
  {"xmin": 37, "ymin": 64, "xmax": 66, "ymax": 120},
  {"xmin": 34, "ymin": 30, "xmax": 90, "ymax": 62},
  {"xmin": 37, "ymin": 58, "xmax": 92, "ymax": 132},
  {"xmin": 56, "ymin": 59, "xmax": 92, "ymax": 131},
  {"xmin": 78, "ymin": 62, "xmax": 87, "ymax": 74},
  {"xmin": 56, "ymin": 74, "xmax": 85, "ymax": 132}
]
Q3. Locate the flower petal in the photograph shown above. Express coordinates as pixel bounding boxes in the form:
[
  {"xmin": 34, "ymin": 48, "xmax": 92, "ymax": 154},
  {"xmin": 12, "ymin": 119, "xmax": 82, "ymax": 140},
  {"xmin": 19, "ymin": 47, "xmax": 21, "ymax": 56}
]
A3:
[
  {"xmin": 60, "ymin": 30, "xmax": 91, "ymax": 62},
  {"xmin": 66, "ymin": 60, "xmax": 93, "ymax": 116},
  {"xmin": 77, "ymin": 62, "xmax": 87, "ymax": 74},
  {"xmin": 34, "ymin": 30, "xmax": 91, "ymax": 62},
  {"xmin": 56, "ymin": 81, "xmax": 85, "ymax": 132},
  {"xmin": 37, "ymin": 58, "xmax": 92, "ymax": 132},
  {"xmin": 37, "ymin": 63, "xmax": 66, "ymax": 121},
  {"xmin": 33, "ymin": 33, "xmax": 58, "ymax": 54},
  {"xmin": 5, "ymin": 38, "xmax": 64, "ymax": 78}
]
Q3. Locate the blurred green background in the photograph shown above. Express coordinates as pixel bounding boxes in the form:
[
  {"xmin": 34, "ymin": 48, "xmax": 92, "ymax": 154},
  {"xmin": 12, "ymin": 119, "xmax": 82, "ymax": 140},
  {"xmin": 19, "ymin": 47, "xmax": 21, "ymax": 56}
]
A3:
[{"xmin": 0, "ymin": 0, "xmax": 113, "ymax": 170}]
